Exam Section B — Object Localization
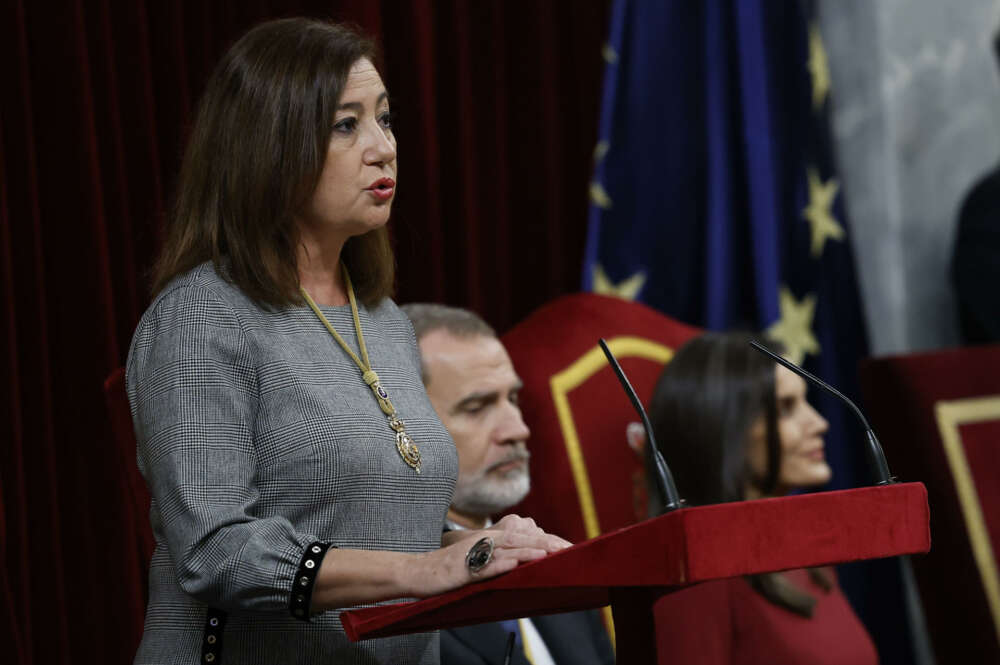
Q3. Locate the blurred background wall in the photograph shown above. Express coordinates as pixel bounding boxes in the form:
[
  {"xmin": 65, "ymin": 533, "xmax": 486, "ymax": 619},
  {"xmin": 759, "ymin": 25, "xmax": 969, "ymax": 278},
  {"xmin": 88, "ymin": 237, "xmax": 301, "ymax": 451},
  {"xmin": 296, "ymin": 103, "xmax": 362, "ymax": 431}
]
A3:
[{"xmin": 821, "ymin": 0, "xmax": 1000, "ymax": 354}]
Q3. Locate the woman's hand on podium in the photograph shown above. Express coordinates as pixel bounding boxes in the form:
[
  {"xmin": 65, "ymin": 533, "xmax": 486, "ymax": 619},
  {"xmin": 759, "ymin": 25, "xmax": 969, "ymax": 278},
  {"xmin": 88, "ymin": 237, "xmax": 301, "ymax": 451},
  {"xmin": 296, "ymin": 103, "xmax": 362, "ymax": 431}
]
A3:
[{"xmin": 416, "ymin": 514, "xmax": 571, "ymax": 596}]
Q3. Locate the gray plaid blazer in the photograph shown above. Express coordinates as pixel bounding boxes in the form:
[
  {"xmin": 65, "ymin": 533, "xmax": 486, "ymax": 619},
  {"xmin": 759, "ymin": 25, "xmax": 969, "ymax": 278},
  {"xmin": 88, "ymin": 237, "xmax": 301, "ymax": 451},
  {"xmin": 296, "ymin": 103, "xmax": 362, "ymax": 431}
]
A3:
[{"xmin": 127, "ymin": 263, "xmax": 457, "ymax": 664}]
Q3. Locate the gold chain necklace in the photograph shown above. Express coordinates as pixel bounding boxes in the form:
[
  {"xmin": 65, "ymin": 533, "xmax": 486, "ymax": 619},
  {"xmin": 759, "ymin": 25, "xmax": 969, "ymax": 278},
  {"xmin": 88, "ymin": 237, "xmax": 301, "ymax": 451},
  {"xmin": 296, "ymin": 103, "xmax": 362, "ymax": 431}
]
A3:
[{"xmin": 300, "ymin": 266, "xmax": 422, "ymax": 473}]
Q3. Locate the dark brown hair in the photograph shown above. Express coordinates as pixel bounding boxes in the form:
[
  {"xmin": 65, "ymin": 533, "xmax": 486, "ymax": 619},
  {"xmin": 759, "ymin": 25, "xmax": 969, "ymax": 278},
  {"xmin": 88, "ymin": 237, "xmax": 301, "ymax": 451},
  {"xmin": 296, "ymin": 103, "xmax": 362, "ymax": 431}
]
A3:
[
  {"xmin": 647, "ymin": 332, "xmax": 830, "ymax": 616},
  {"xmin": 152, "ymin": 18, "xmax": 394, "ymax": 307},
  {"xmin": 647, "ymin": 332, "xmax": 782, "ymax": 507}
]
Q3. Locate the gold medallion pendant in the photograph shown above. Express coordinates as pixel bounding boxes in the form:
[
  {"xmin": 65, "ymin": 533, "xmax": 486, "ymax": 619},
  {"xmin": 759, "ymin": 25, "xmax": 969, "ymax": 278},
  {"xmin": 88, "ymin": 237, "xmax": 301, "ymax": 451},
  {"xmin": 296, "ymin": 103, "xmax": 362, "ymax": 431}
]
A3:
[
  {"xmin": 390, "ymin": 415, "xmax": 422, "ymax": 473},
  {"xmin": 300, "ymin": 267, "xmax": 426, "ymax": 474}
]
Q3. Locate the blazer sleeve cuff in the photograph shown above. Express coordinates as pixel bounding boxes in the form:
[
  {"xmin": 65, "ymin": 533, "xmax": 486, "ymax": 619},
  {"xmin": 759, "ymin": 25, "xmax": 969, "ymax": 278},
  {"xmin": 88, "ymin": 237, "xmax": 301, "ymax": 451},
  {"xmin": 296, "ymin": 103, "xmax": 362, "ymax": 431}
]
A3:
[{"xmin": 289, "ymin": 540, "xmax": 334, "ymax": 621}]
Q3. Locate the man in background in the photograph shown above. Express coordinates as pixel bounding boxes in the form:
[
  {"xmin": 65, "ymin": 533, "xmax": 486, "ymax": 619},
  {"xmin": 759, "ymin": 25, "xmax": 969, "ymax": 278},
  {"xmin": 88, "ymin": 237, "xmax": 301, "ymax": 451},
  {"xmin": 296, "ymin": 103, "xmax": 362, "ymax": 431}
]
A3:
[
  {"xmin": 402, "ymin": 303, "xmax": 614, "ymax": 665},
  {"xmin": 951, "ymin": 28, "xmax": 1000, "ymax": 344}
]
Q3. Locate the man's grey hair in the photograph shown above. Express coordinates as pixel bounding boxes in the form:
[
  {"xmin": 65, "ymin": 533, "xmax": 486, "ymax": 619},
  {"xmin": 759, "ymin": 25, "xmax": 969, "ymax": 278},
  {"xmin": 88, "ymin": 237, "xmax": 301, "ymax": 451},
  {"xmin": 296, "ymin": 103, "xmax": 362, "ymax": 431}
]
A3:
[
  {"xmin": 401, "ymin": 303, "xmax": 497, "ymax": 386},
  {"xmin": 401, "ymin": 303, "xmax": 497, "ymax": 342}
]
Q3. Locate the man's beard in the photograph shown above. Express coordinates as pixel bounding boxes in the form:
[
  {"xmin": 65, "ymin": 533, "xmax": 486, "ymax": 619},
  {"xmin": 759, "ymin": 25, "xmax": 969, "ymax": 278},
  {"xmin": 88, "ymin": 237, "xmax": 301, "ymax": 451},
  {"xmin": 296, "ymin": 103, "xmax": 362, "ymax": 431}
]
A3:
[{"xmin": 451, "ymin": 450, "xmax": 531, "ymax": 518}]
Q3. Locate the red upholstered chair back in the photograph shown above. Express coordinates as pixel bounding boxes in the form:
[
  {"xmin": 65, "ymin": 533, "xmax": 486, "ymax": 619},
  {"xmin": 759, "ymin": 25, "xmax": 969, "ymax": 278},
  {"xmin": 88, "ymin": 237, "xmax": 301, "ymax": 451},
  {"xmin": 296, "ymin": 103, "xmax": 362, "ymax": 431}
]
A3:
[
  {"xmin": 103, "ymin": 367, "xmax": 154, "ymax": 629},
  {"xmin": 502, "ymin": 293, "xmax": 699, "ymax": 545},
  {"xmin": 860, "ymin": 345, "xmax": 1000, "ymax": 662}
]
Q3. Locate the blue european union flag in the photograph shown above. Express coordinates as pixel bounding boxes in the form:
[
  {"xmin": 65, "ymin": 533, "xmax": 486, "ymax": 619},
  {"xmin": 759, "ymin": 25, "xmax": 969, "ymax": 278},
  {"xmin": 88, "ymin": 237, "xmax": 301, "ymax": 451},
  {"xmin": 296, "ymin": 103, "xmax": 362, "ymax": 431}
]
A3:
[{"xmin": 583, "ymin": 1, "xmax": 918, "ymax": 662}]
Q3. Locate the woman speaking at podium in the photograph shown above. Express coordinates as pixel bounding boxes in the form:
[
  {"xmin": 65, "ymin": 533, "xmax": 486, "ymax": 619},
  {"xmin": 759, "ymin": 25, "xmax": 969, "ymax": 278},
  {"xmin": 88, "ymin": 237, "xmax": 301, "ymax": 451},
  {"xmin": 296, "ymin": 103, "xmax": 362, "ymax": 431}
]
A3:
[
  {"xmin": 126, "ymin": 18, "xmax": 566, "ymax": 664},
  {"xmin": 641, "ymin": 333, "xmax": 878, "ymax": 665}
]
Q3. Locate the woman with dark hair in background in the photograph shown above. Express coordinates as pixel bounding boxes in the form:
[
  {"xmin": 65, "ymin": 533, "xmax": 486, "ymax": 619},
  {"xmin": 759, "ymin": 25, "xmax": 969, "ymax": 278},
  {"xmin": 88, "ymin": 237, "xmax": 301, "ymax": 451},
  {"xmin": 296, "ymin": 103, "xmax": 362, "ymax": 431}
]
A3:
[
  {"xmin": 636, "ymin": 332, "xmax": 878, "ymax": 665},
  {"xmin": 127, "ymin": 18, "xmax": 566, "ymax": 664}
]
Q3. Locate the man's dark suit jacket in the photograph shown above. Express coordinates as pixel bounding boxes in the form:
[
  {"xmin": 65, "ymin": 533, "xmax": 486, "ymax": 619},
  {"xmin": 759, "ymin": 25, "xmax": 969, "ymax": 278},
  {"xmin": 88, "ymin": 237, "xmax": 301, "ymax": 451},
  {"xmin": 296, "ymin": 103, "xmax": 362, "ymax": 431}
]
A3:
[
  {"xmin": 440, "ymin": 610, "xmax": 614, "ymax": 665},
  {"xmin": 953, "ymin": 164, "xmax": 1000, "ymax": 344}
]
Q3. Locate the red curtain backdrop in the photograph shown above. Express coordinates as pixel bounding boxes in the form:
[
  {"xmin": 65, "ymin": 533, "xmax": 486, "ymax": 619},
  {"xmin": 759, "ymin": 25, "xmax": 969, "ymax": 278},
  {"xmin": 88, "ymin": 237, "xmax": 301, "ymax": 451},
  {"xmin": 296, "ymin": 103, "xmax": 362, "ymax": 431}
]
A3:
[{"xmin": 0, "ymin": 1, "xmax": 608, "ymax": 663}]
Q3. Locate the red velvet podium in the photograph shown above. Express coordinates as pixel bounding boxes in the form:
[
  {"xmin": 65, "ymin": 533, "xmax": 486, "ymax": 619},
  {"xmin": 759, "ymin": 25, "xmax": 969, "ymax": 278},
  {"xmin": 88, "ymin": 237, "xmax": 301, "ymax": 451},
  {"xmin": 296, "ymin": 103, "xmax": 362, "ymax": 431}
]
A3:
[{"xmin": 341, "ymin": 483, "xmax": 930, "ymax": 663}]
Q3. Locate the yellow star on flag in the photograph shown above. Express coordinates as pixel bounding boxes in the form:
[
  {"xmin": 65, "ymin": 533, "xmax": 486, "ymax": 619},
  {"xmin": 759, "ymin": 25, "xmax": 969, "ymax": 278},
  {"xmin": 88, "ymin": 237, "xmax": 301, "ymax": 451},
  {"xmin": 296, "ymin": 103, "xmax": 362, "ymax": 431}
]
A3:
[
  {"xmin": 592, "ymin": 263, "xmax": 646, "ymax": 301},
  {"xmin": 807, "ymin": 23, "xmax": 831, "ymax": 110},
  {"xmin": 593, "ymin": 141, "xmax": 610, "ymax": 164},
  {"xmin": 802, "ymin": 167, "xmax": 844, "ymax": 258},
  {"xmin": 589, "ymin": 181, "xmax": 613, "ymax": 209},
  {"xmin": 602, "ymin": 43, "xmax": 619, "ymax": 64},
  {"xmin": 765, "ymin": 286, "xmax": 820, "ymax": 365}
]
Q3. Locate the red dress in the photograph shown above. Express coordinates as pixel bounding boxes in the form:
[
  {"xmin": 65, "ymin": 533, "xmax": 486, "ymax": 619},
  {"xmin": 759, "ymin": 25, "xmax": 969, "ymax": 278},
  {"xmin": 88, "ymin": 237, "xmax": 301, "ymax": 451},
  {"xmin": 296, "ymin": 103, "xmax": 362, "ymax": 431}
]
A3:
[{"xmin": 653, "ymin": 568, "xmax": 878, "ymax": 665}]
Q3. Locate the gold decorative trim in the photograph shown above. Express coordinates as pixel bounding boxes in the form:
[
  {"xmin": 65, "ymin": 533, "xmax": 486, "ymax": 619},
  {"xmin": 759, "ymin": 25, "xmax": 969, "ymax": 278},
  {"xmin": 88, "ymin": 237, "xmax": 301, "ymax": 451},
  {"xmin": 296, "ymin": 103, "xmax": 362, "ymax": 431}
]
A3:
[
  {"xmin": 934, "ymin": 395, "xmax": 1000, "ymax": 644},
  {"xmin": 549, "ymin": 336, "xmax": 675, "ymax": 648}
]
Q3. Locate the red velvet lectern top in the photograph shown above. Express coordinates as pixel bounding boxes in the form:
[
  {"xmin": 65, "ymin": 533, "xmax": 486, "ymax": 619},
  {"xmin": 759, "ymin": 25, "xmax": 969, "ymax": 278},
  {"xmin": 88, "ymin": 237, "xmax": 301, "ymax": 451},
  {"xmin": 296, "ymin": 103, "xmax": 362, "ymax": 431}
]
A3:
[{"xmin": 653, "ymin": 568, "xmax": 878, "ymax": 665}]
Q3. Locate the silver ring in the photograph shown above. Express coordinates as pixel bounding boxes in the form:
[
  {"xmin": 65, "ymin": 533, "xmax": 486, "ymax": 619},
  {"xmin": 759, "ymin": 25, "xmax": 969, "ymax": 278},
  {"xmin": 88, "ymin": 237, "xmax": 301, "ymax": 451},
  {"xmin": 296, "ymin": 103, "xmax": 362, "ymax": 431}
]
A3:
[{"xmin": 465, "ymin": 537, "xmax": 495, "ymax": 574}]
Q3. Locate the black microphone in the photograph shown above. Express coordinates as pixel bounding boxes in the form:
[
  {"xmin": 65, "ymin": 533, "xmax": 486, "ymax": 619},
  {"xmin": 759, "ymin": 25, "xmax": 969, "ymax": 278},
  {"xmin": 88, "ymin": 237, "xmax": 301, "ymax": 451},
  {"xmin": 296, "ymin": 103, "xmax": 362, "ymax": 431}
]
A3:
[
  {"xmin": 502, "ymin": 631, "xmax": 515, "ymax": 665},
  {"xmin": 748, "ymin": 340, "xmax": 894, "ymax": 486},
  {"xmin": 598, "ymin": 338, "xmax": 683, "ymax": 512}
]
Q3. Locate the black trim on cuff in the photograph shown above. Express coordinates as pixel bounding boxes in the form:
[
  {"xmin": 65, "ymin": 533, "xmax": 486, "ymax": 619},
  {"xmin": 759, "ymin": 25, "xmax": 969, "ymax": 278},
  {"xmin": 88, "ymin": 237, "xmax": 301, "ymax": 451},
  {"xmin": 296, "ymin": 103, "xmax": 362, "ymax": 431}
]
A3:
[
  {"xmin": 201, "ymin": 607, "xmax": 227, "ymax": 663},
  {"xmin": 290, "ymin": 540, "xmax": 333, "ymax": 621}
]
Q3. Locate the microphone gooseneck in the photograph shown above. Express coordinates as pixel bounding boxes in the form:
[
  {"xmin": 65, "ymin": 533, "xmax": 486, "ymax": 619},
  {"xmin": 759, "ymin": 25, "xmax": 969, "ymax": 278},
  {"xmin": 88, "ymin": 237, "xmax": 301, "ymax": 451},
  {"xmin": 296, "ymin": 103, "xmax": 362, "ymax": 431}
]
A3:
[
  {"xmin": 502, "ymin": 631, "xmax": 515, "ymax": 665},
  {"xmin": 748, "ymin": 340, "xmax": 894, "ymax": 486},
  {"xmin": 598, "ymin": 338, "xmax": 683, "ymax": 512}
]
